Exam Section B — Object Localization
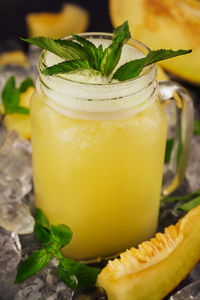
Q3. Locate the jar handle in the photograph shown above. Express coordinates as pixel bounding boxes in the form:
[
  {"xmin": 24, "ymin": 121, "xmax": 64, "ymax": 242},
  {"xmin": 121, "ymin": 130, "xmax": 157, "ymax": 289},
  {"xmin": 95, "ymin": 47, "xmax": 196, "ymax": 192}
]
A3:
[{"xmin": 159, "ymin": 81, "xmax": 194, "ymax": 196}]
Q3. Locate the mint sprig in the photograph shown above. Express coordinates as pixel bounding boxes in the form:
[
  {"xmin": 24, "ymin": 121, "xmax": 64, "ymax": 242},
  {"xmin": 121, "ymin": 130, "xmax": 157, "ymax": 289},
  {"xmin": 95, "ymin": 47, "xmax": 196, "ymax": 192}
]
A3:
[
  {"xmin": 14, "ymin": 208, "xmax": 101, "ymax": 289},
  {"xmin": 21, "ymin": 21, "xmax": 192, "ymax": 81},
  {"xmin": 1, "ymin": 76, "xmax": 34, "ymax": 115}
]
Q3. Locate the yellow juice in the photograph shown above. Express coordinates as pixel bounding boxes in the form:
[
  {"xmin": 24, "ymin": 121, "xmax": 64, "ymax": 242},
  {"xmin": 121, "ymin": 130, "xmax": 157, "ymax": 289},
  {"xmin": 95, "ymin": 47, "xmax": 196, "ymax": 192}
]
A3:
[{"xmin": 31, "ymin": 92, "xmax": 167, "ymax": 260}]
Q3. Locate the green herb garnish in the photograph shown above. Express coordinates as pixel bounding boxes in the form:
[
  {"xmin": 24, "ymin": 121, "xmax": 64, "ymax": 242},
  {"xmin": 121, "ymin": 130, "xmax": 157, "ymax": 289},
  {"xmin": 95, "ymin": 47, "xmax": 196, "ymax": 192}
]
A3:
[
  {"xmin": 14, "ymin": 208, "xmax": 101, "ymax": 289},
  {"xmin": 161, "ymin": 189, "xmax": 200, "ymax": 203},
  {"xmin": 1, "ymin": 76, "xmax": 34, "ymax": 115},
  {"xmin": 165, "ymin": 138, "xmax": 175, "ymax": 164},
  {"xmin": 194, "ymin": 120, "xmax": 200, "ymax": 136},
  {"xmin": 178, "ymin": 196, "xmax": 200, "ymax": 211},
  {"xmin": 161, "ymin": 189, "xmax": 200, "ymax": 212},
  {"xmin": 21, "ymin": 21, "xmax": 191, "ymax": 81}
]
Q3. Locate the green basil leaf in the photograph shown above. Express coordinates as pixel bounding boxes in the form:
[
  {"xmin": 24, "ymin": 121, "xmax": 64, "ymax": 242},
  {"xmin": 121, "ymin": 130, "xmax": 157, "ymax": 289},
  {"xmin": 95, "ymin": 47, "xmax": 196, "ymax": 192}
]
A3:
[
  {"xmin": 35, "ymin": 208, "xmax": 50, "ymax": 229},
  {"xmin": 34, "ymin": 224, "xmax": 51, "ymax": 244},
  {"xmin": 14, "ymin": 249, "xmax": 52, "ymax": 283},
  {"xmin": 50, "ymin": 224, "xmax": 72, "ymax": 248},
  {"xmin": 194, "ymin": 120, "xmax": 200, "ymax": 136},
  {"xmin": 19, "ymin": 77, "xmax": 34, "ymax": 93},
  {"xmin": 165, "ymin": 138, "xmax": 175, "ymax": 164},
  {"xmin": 113, "ymin": 49, "xmax": 192, "ymax": 81},
  {"xmin": 178, "ymin": 196, "xmax": 200, "ymax": 212},
  {"xmin": 72, "ymin": 34, "xmax": 98, "ymax": 69},
  {"xmin": 58, "ymin": 257, "xmax": 101, "ymax": 289},
  {"xmin": 161, "ymin": 189, "xmax": 200, "ymax": 203},
  {"xmin": 21, "ymin": 37, "xmax": 89, "ymax": 61},
  {"xmin": 42, "ymin": 60, "xmax": 91, "ymax": 75}
]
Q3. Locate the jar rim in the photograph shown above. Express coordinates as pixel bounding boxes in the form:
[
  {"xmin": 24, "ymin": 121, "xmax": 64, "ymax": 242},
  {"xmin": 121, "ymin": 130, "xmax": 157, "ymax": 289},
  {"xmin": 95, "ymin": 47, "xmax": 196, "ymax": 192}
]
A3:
[
  {"xmin": 38, "ymin": 32, "xmax": 156, "ymax": 88},
  {"xmin": 36, "ymin": 33, "xmax": 158, "ymax": 119}
]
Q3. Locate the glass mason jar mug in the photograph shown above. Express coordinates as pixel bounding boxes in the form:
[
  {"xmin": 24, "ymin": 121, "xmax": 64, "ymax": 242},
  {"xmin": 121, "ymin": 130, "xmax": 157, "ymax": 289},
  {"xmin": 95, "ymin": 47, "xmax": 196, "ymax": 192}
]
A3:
[{"xmin": 31, "ymin": 33, "xmax": 194, "ymax": 260}]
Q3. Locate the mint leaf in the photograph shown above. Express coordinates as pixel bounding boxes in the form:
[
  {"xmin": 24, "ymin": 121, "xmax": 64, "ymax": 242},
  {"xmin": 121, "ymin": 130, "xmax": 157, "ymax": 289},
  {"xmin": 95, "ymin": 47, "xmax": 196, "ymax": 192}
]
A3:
[
  {"xmin": 21, "ymin": 37, "xmax": 89, "ymax": 61},
  {"xmin": 15, "ymin": 249, "xmax": 52, "ymax": 283},
  {"xmin": 165, "ymin": 138, "xmax": 175, "ymax": 164},
  {"xmin": 34, "ymin": 208, "xmax": 51, "ymax": 243},
  {"xmin": 1, "ymin": 76, "xmax": 29, "ymax": 115},
  {"xmin": 34, "ymin": 224, "xmax": 51, "ymax": 244},
  {"xmin": 113, "ymin": 20, "xmax": 130, "ymax": 43},
  {"xmin": 194, "ymin": 120, "xmax": 200, "ymax": 136},
  {"xmin": 178, "ymin": 196, "xmax": 200, "ymax": 212},
  {"xmin": 50, "ymin": 224, "xmax": 72, "ymax": 248},
  {"xmin": 13, "ymin": 107, "xmax": 30, "ymax": 114},
  {"xmin": 113, "ymin": 49, "xmax": 192, "ymax": 81},
  {"xmin": 100, "ymin": 21, "xmax": 131, "ymax": 76},
  {"xmin": 2, "ymin": 76, "xmax": 20, "ymax": 114},
  {"xmin": 58, "ymin": 257, "xmax": 101, "ymax": 289},
  {"xmin": 15, "ymin": 208, "xmax": 101, "ymax": 289},
  {"xmin": 161, "ymin": 189, "xmax": 200, "ymax": 203},
  {"xmin": 72, "ymin": 34, "xmax": 99, "ymax": 69},
  {"xmin": 42, "ymin": 60, "xmax": 91, "ymax": 75},
  {"xmin": 96, "ymin": 44, "xmax": 104, "ymax": 70},
  {"xmin": 19, "ymin": 77, "xmax": 34, "ymax": 93},
  {"xmin": 35, "ymin": 208, "xmax": 50, "ymax": 229},
  {"xmin": 100, "ymin": 39, "xmax": 123, "ymax": 76}
]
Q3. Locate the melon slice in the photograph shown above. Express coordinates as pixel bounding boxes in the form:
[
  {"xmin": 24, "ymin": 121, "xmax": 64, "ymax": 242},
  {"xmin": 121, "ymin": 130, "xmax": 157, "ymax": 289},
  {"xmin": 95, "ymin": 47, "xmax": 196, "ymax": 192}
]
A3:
[
  {"xmin": 97, "ymin": 205, "xmax": 200, "ymax": 300},
  {"xmin": 26, "ymin": 3, "xmax": 89, "ymax": 39},
  {"xmin": 0, "ymin": 50, "xmax": 28, "ymax": 67},
  {"xmin": 157, "ymin": 66, "xmax": 169, "ymax": 81},
  {"xmin": 109, "ymin": 0, "xmax": 200, "ymax": 84}
]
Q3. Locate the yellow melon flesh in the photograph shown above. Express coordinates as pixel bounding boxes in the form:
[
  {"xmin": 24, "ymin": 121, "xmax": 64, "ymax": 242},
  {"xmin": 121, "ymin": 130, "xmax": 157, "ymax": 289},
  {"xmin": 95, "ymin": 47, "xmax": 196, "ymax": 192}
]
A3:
[
  {"xmin": 4, "ymin": 114, "xmax": 31, "ymax": 140},
  {"xmin": 109, "ymin": 0, "xmax": 200, "ymax": 84},
  {"xmin": 157, "ymin": 66, "xmax": 169, "ymax": 81},
  {"xmin": 0, "ymin": 50, "xmax": 28, "ymax": 67},
  {"xmin": 97, "ymin": 205, "xmax": 200, "ymax": 300},
  {"xmin": 26, "ymin": 3, "xmax": 89, "ymax": 38},
  {"xmin": 3, "ymin": 87, "xmax": 34, "ymax": 140},
  {"xmin": 20, "ymin": 86, "xmax": 35, "ymax": 108}
]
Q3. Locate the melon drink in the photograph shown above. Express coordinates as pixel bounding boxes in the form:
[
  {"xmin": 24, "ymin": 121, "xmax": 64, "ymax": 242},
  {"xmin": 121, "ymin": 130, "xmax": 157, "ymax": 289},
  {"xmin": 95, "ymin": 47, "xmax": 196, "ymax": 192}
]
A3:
[{"xmin": 30, "ymin": 33, "xmax": 193, "ymax": 260}]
